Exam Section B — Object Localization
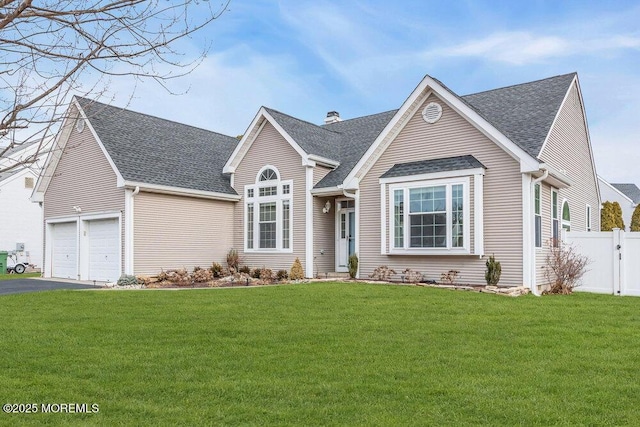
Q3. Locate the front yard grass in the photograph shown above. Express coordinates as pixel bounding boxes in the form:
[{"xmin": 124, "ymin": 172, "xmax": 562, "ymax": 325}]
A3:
[
  {"xmin": 0, "ymin": 272, "xmax": 40, "ymax": 281},
  {"xmin": 1, "ymin": 282, "xmax": 639, "ymax": 425}
]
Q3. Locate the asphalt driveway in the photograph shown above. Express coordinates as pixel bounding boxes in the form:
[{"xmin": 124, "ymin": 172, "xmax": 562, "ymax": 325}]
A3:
[{"xmin": 0, "ymin": 278, "xmax": 98, "ymax": 295}]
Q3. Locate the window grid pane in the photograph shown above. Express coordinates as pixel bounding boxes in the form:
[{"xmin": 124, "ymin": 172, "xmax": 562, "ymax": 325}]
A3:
[
  {"xmin": 534, "ymin": 184, "xmax": 541, "ymax": 215},
  {"xmin": 259, "ymin": 186, "xmax": 277, "ymax": 197},
  {"xmin": 282, "ymin": 200, "xmax": 290, "ymax": 249},
  {"xmin": 247, "ymin": 188, "xmax": 254, "ymax": 198},
  {"xmin": 452, "ymin": 184, "xmax": 464, "ymax": 248},
  {"xmin": 410, "ymin": 213, "xmax": 447, "ymax": 248},
  {"xmin": 247, "ymin": 203, "xmax": 254, "ymax": 249},
  {"xmin": 394, "ymin": 189, "xmax": 404, "ymax": 248},
  {"xmin": 282, "ymin": 184, "xmax": 290, "ymax": 195},
  {"xmin": 259, "ymin": 169, "xmax": 277, "ymax": 181},
  {"xmin": 259, "ymin": 202, "xmax": 277, "ymax": 248}
]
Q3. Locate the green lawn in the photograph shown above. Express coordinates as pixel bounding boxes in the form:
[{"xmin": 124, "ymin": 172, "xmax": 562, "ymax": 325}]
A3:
[
  {"xmin": 1, "ymin": 283, "xmax": 639, "ymax": 426},
  {"xmin": 0, "ymin": 272, "xmax": 40, "ymax": 281}
]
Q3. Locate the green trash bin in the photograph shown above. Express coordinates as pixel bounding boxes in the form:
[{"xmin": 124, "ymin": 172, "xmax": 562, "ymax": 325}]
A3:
[{"xmin": 0, "ymin": 251, "xmax": 7, "ymax": 274}]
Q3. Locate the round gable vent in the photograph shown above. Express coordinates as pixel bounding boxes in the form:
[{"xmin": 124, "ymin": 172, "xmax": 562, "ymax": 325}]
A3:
[
  {"xmin": 75, "ymin": 117, "xmax": 85, "ymax": 133},
  {"xmin": 422, "ymin": 102, "xmax": 442, "ymax": 124}
]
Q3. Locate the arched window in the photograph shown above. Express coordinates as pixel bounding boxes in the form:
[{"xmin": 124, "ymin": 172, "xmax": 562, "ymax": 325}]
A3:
[
  {"xmin": 259, "ymin": 168, "xmax": 278, "ymax": 182},
  {"xmin": 245, "ymin": 166, "xmax": 292, "ymax": 252},
  {"xmin": 562, "ymin": 200, "xmax": 571, "ymax": 231}
]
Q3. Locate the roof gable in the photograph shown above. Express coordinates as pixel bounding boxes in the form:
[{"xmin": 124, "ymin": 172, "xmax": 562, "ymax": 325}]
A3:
[
  {"xmin": 612, "ymin": 183, "xmax": 640, "ymax": 204},
  {"xmin": 462, "ymin": 73, "xmax": 576, "ymax": 158},
  {"xmin": 76, "ymin": 98, "xmax": 239, "ymax": 195}
]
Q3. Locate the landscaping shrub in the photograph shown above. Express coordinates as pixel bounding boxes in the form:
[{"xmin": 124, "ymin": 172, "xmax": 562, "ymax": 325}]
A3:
[
  {"xmin": 485, "ymin": 254, "xmax": 502, "ymax": 286},
  {"xmin": 210, "ymin": 262, "xmax": 223, "ymax": 278},
  {"xmin": 251, "ymin": 268, "xmax": 262, "ymax": 279},
  {"xmin": 117, "ymin": 274, "xmax": 138, "ymax": 286},
  {"xmin": 402, "ymin": 268, "xmax": 423, "ymax": 283},
  {"xmin": 440, "ymin": 270, "xmax": 459, "ymax": 285},
  {"xmin": 369, "ymin": 265, "xmax": 396, "ymax": 281},
  {"xmin": 192, "ymin": 266, "xmax": 212, "ymax": 283},
  {"xmin": 239, "ymin": 265, "xmax": 251, "ymax": 275},
  {"xmin": 290, "ymin": 257, "xmax": 304, "ymax": 280},
  {"xmin": 601, "ymin": 201, "xmax": 625, "ymax": 231},
  {"xmin": 276, "ymin": 269, "xmax": 289, "ymax": 281},
  {"xmin": 259, "ymin": 268, "xmax": 274, "ymax": 283},
  {"xmin": 156, "ymin": 269, "xmax": 169, "ymax": 283},
  {"xmin": 226, "ymin": 248, "xmax": 241, "ymax": 273},
  {"xmin": 348, "ymin": 254, "xmax": 358, "ymax": 279},
  {"xmin": 167, "ymin": 268, "xmax": 192, "ymax": 286},
  {"xmin": 631, "ymin": 204, "xmax": 640, "ymax": 232},
  {"xmin": 136, "ymin": 276, "xmax": 151, "ymax": 286},
  {"xmin": 543, "ymin": 242, "xmax": 589, "ymax": 294}
]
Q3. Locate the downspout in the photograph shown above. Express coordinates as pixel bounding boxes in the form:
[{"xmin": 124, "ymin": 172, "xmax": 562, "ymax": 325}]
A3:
[
  {"xmin": 132, "ymin": 186, "xmax": 140, "ymax": 197},
  {"xmin": 530, "ymin": 168, "xmax": 548, "ymax": 296}
]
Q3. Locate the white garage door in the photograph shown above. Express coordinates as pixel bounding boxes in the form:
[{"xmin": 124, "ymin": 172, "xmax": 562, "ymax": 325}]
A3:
[
  {"xmin": 52, "ymin": 222, "xmax": 77, "ymax": 279},
  {"xmin": 88, "ymin": 218, "xmax": 120, "ymax": 282}
]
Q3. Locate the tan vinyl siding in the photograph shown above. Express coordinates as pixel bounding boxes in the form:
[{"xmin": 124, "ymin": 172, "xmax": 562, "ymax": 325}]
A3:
[
  {"xmin": 44, "ymin": 114, "xmax": 125, "ymax": 271},
  {"xmin": 232, "ymin": 121, "xmax": 307, "ymax": 272},
  {"xmin": 537, "ymin": 83, "xmax": 601, "ymax": 285},
  {"xmin": 360, "ymin": 92, "xmax": 524, "ymax": 286},
  {"xmin": 133, "ymin": 191, "xmax": 234, "ymax": 276},
  {"xmin": 313, "ymin": 196, "xmax": 335, "ymax": 276}
]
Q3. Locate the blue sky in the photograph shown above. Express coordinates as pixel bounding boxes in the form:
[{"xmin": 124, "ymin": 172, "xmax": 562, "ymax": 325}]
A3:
[{"xmin": 111, "ymin": 0, "xmax": 640, "ymax": 183}]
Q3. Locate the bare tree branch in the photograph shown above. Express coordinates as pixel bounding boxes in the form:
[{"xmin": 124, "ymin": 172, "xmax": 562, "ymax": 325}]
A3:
[{"xmin": 0, "ymin": 0, "xmax": 231, "ymax": 173}]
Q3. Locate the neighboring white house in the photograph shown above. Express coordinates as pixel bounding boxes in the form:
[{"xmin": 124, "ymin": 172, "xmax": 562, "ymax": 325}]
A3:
[
  {"xmin": 0, "ymin": 140, "xmax": 51, "ymax": 269},
  {"xmin": 598, "ymin": 176, "xmax": 640, "ymax": 231}
]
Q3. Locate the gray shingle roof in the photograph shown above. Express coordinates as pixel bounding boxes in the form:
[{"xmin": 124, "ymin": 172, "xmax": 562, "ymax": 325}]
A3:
[
  {"xmin": 77, "ymin": 97, "xmax": 238, "ymax": 195},
  {"xmin": 611, "ymin": 183, "xmax": 640, "ymax": 204},
  {"xmin": 380, "ymin": 155, "xmax": 486, "ymax": 179},
  {"xmin": 461, "ymin": 73, "xmax": 576, "ymax": 158}
]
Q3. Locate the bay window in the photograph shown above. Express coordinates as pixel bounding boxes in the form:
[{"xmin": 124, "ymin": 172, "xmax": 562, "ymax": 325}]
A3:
[{"xmin": 390, "ymin": 178, "xmax": 470, "ymax": 254}]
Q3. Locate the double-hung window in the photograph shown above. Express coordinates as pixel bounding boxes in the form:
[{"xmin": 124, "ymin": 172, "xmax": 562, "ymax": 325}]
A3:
[
  {"xmin": 389, "ymin": 178, "xmax": 470, "ymax": 254},
  {"xmin": 245, "ymin": 166, "xmax": 293, "ymax": 252},
  {"xmin": 551, "ymin": 189, "xmax": 559, "ymax": 247}
]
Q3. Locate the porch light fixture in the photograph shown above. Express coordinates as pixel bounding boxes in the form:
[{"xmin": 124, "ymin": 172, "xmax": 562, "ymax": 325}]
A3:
[{"xmin": 322, "ymin": 201, "xmax": 331, "ymax": 214}]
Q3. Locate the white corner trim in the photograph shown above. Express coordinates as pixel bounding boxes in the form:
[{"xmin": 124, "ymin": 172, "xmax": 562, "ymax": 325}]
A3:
[
  {"xmin": 305, "ymin": 166, "xmax": 314, "ymax": 278},
  {"xmin": 379, "ymin": 167, "xmax": 485, "ymax": 185},
  {"xmin": 473, "ymin": 174, "xmax": 484, "ymax": 256},
  {"xmin": 124, "ymin": 188, "xmax": 136, "ymax": 275},
  {"xmin": 380, "ymin": 183, "xmax": 386, "ymax": 255},
  {"xmin": 521, "ymin": 174, "xmax": 533, "ymax": 289}
]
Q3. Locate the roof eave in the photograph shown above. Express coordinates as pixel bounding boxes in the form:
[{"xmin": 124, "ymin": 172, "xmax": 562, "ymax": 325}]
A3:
[{"xmin": 122, "ymin": 181, "xmax": 240, "ymax": 202}]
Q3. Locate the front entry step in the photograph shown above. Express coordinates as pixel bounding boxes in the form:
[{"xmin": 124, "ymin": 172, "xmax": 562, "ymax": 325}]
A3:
[{"xmin": 322, "ymin": 272, "xmax": 350, "ymax": 279}]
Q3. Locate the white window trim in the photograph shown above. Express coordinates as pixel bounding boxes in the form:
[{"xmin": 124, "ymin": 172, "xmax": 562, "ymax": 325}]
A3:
[
  {"xmin": 244, "ymin": 166, "xmax": 293, "ymax": 253},
  {"xmin": 551, "ymin": 188, "xmax": 559, "ymax": 246},
  {"xmin": 534, "ymin": 183, "xmax": 542, "ymax": 248},
  {"xmin": 387, "ymin": 176, "xmax": 471, "ymax": 255}
]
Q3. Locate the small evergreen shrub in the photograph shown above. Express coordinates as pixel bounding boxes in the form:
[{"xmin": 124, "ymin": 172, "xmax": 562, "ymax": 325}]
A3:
[
  {"xmin": 290, "ymin": 257, "xmax": 304, "ymax": 280},
  {"xmin": 276, "ymin": 269, "xmax": 289, "ymax": 281},
  {"xmin": 601, "ymin": 201, "xmax": 625, "ymax": 231},
  {"xmin": 485, "ymin": 254, "xmax": 502, "ymax": 286},
  {"xmin": 117, "ymin": 274, "xmax": 138, "ymax": 286},
  {"xmin": 369, "ymin": 265, "xmax": 396, "ymax": 281},
  {"xmin": 348, "ymin": 254, "xmax": 358, "ymax": 279},
  {"xmin": 631, "ymin": 204, "xmax": 640, "ymax": 232}
]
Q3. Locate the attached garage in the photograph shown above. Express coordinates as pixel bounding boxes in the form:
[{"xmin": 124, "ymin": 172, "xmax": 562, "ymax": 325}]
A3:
[
  {"xmin": 51, "ymin": 222, "xmax": 78, "ymax": 279},
  {"xmin": 87, "ymin": 218, "xmax": 120, "ymax": 282}
]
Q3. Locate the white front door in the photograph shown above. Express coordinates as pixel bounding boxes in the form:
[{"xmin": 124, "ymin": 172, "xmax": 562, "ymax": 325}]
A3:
[
  {"xmin": 88, "ymin": 218, "xmax": 120, "ymax": 282},
  {"xmin": 52, "ymin": 222, "xmax": 78, "ymax": 279},
  {"xmin": 336, "ymin": 201, "xmax": 356, "ymax": 272}
]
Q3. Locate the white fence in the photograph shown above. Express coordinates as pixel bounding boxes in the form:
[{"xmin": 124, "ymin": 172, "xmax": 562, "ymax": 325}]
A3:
[{"xmin": 564, "ymin": 229, "xmax": 640, "ymax": 296}]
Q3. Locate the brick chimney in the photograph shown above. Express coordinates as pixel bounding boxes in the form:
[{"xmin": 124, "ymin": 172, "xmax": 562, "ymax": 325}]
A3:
[{"xmin": 324, "ymin": 111, "xmax": 342, "ymax": 124}]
